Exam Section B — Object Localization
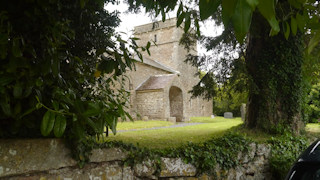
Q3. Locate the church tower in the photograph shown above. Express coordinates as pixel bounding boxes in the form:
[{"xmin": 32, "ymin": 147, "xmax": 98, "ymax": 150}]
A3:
[
  {"xmin": 134, "ymin": 18, "xmax": 197, "ymax": 74},
  {"xmin": 128, "ymin": 18, "xmax": 212, "ymax": 121}
]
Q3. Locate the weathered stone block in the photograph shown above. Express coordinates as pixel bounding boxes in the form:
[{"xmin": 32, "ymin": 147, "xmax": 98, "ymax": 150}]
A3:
[
  {"xmin": 224, "ymin": 112, "xmax": 233, "ymax": 119},
  {"xmin": 242, "ymin": 143, "xmax": 256, "ymax": 163},
  {"xmin": 256, "ymin": 144, "xmax": 271, "ymax": 157},
  {"xmin": 123, "ymin": 166, "xmax": 135, "ymax": 180},
  {"xmin": 142, "ymin": 116, "xmax": 149, "ymax": 121},
  {"xmin": 134, "ymin": 159, "xmax": 156, "ymax": 178},
  {"xmin": 90, "ymin": 148, "xmax": 127, "ymax": 163},
  {"xmin": 160, "ymin": 158, "xmax": 196, "ymax": 177},
  {"xmin": 0, "ymin": 139, "xmax": 76, "ymax": 177},
  {"xmin": 240, "ymin": 104, "xmax": 246, "ymax": 121},
  {"xmin": 168, "ymin": 117, "xmax": 176, "ymax": 123}
]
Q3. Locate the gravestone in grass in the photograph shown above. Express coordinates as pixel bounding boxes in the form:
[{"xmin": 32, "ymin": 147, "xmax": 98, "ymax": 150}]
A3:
[
  {"xmin": 224, "ymin": 112, "xmax": 233, "ymax": 119},
  {"xmin": 241, "ymin": 104, "xmax": 246, "ymax": 121}
]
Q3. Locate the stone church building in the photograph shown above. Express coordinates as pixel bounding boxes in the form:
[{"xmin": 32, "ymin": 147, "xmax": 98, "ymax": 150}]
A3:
[{"xmin": 126, "ymin": 18, "xmax": 212, "ymax": 122}]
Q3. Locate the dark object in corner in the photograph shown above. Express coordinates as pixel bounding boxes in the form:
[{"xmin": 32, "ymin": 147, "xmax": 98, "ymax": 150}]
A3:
[{"xmin": 286, "ymin": 139, "xmax": 320, "ymax": 180}]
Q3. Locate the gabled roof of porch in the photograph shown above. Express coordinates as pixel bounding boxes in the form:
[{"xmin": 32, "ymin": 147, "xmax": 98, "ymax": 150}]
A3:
[{"xmin": 136, "ymin": 74, "xmax": 176, "ymax": 91}]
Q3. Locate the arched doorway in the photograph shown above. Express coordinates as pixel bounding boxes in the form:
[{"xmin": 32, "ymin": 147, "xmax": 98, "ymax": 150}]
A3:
[{"xmin": 169, "ymin": 86, "xmax": 183, "ymax": 122}]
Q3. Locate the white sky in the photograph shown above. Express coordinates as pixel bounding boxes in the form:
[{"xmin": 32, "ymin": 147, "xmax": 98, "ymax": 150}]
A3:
[{"xmin": 105, "ymin": 1, "xmax": 223, "ymax": 55}]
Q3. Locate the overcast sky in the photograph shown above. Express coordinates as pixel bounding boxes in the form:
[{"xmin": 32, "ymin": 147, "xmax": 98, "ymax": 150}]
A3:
[{"xmin": 105, "ymin": 1, "xmax": 223, "ymax": 55}]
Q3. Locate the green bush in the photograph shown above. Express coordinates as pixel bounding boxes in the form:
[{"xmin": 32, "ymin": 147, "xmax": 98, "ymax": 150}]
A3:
[
  {"xmin": 213, "ymin": 86, "xmax": 248, "ymax": 117},
  {"xmin": 103, "ymin": 133, "xmax": 252, "ymax": 176},
  {"xmin": 0, "ymin": 0, "xmax": 150, "ymax": 164},
  {"xmin": 268, "ymin": 134, "xmax": 308, "ymax": 179},
  {"xmin": 306, "ymin": 83, "xmax": 320, "ymax": 123}
]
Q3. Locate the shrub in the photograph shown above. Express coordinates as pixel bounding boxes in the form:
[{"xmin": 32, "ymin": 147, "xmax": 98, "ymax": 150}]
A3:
[{"xmin": 268, "ymin": 134, "xmax": 308, "ymax": 179}]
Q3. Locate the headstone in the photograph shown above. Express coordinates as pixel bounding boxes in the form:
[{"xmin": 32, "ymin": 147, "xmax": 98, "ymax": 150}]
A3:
[
  {"xmin": 168, "ymin": 117, "xmax": 176, "ymax": 123},
  {"xmin": 224, "ymin": 112, "xmax": 233, "ymax": 119},
  {"xmin": 211, "ymin": 115, "xmax": 215, "ymax": 118},
  {"xmin": 240, "ymin": 103, "xmax": 246, "ymax": 121},
  {"xmin": 142, "ymin": 116, "xmax": 149, "ymax": 121}
]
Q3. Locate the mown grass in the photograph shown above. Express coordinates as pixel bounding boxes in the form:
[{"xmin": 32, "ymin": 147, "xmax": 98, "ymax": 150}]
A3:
[
  {"xmin": 116, "ymin": 120, "xmax": 174, "ymax": 131},
  {"xmin": 106, "ymin": 117, "xmax": 242, "ymax": 149},
  {"xmin": 306, "ymin": 123, "xmax": 320, "ymax": 137},
  {"xmin": 105, "ymin": 117, "xmax": 320, "ymax": 149}
]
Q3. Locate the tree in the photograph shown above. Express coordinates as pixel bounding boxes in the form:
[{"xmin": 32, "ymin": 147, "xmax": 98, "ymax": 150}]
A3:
[
  {"xmin": 127, "ymin": 0, "xmax": 320, "ymax": 134},
  {"xmin": 0, "ymin": 0, "xmax": 146, "ymax": 160}
]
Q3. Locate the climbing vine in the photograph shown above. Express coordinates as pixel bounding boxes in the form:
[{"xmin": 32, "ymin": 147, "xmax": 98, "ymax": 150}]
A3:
[
  {"xmin": 268, "ymin": 134, "xmax": 308, "ymax": 179},
  {"xmin": 101, "ymin": 133, "xmax": 253, "ymax": 176}
]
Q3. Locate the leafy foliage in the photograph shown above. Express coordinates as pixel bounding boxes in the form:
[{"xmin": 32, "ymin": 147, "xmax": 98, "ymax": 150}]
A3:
[
  {"xmin": 0, "ymin": 0, "xmax": 149, "ymax": 156},
  {"xmin": 127, "ymin": 0, "xmax": 320, "ymax": 47},
  {"xmin": 268, "ymin": 134, "xmax": 308, "ymax": 179},
  {"xmin": 128, "ymin": 0, "xmax": 320, "ymax": 134},
  {"xmin": 172, "ymin": 133, "xmax": 251, "ymax": 175},
  {"xmin": 306, "ymin": 83, "xmax": 320, "ymax": 123},
  {"xmin": 213, "ymin": 84, "xmax": 248, "ymax": 117},
  {"xmin": 105, "ymin": 133, "xmax": 252, "ymax": 175}
]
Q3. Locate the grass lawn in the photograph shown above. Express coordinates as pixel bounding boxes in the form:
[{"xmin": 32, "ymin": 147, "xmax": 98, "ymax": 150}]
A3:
[
  {"xmin": 116, "ymin": 120, "xmax": 174, "ymax": 131},
  {"xmin": 106, "ymin": 116, "xmax": 242, "ymax": 149},
  {"xmin": 306, "ymin": 123, "xmax": 320, "ymax": 137},
  {"xmin": 105, "ymin": 117, "xmax": 320, "ymax": 149}
]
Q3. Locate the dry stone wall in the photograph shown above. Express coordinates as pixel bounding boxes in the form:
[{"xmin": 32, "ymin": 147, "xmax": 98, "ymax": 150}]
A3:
[{"xmin": 0, "ymin": 139, "xmax": 272, "ymax": 180}]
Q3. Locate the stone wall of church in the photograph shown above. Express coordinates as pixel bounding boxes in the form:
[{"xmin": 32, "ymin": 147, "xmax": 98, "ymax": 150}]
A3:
[
  {"xmin": 132, "ymin": 18, "xmax": 213, "ymax": 121},
  {"xmin": 135, "ymin": 90, "xmax": 165, "ymax": 120},
  {"xmin": 135, "ymin": 24, "xmax": 178, "ymax": 70},
  {"xmin": 126, "ymin": 63, "xmax": 170, "ymax": 119},
  {"xmin": 127, "ymin": 63, "xmax": 171, "ymax": 90}
]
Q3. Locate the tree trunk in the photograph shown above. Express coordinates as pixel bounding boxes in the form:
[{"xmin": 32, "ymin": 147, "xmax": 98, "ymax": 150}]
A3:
[{"xmin": 245, "ymin": 13, "xmax": 304, "ymax": 134}]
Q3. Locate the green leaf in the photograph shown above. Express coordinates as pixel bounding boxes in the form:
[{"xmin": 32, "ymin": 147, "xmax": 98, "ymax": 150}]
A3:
[
  {"xmin": 161, "ymin": 9, "xmax": 166, "ymax": 22},
  {"xmin": 176, "ymin": 2, "xmax": 183, "ymax": 17},
  {"xmin": 232, "ymin": 0, "xmax": 253, "ymax": 43},
  {"xmin": 146, "ymin": 41, "xmax": 151, "ymax": 50},
  {"xmin": 199, "ymin": 0, "xmax": 221, "ymax": 20},
  {"xmin": 54, "ymin": 115, "xmax": 66, "ymax": 137},
  {"xmin": 184, "ymin": 12, "xmax": 191, "ymax": 32},
  {"xmin": 96, "ymin": 118, "xmax": 105, "ymax": 134},
  {"xmin": 13, "ymin": 82, "xmax": 23, "ymax": 98},
  {"xmin": 23, "ymin": 86, "xmax": 32, "ymax": 98},
  {"xmin": 308, "ymin": 30, "xmax": 320, "ymax": 54},
  {"xmin": 246, "ymin": 0, "xmax": 259, "ymax": 9},
  {"xmin": 0, "ymin": 99, "xmax": 11, "ymax": 116},
  {"xmin": 0, "ymin": 76, "xmax": 14, "ymax": 86},
  {"xmin": 12, "ymin": 38, "xmax": 22, "ymax": 57},
  {"xmin": 83, "ymin": 102, "xmax": 100, "ymax": 117},
  {"xmin": 288, "ymin": 0, "xmax": 302, "ymax": 9},
  {"xmin": 106, "ymin": 116, "xmax": 117, "ymax": 135},
  {"xmin": 291, "ymin": 17, "xmax": 297, "ymax": 35},
  {"xmin": 52, "ymin": 59, "xmax": 60, "ymax": 77},
  {"xmin": 222, "ymin": 0, "xmax": 238, "ymax": 26},
  {"xmin": 99, "ymin": 58, "xmax": 115, "ymax": 74},
  {"xmin": 296, "ymin": 13, "xmax": 305, "ymax": 32},
  {"xmin": 13, "ymin": 102, "xmax": 21, "ymax": 116},
  {"xmin": 52, "ymin": 101, "xmax": 59, "ymax": 110},
  {"xmin": 284, "ymin": 22, "xmax": 290, "ymax": 40},
  {"xmin": 257, "ymin": 0, "xmax": 275, "ymax": 20},
  {"xmin": 36, "ymin": 103, "xmax": 42, "ymax": 109},
  {"xmin": 267, "ymin": 16, "xmax": 280, "ymax": 35},
  {"xmin": 0, "ymin": 44, "xmax": 7, "ymax": 59},
  {"xmin": 195, "ymin": 18, "xmax": 201, "ymax": 36},
  {"xmin": 80, "ymin": 0, "xmax": 86, "ymax": 8},
  {"xmin": 87, "ymin": 118, "xmax": 99, "ymax": 132},
  {"xmin": 19, "ymin": 106, "xmax": 36, "ymax": 119},
  {"xmin": 41, "ymin": 111, "xmax": 55, "ymax": 136},
  {"xmin": 257, "ymin": 0, "xmax": 279, "ymax": 33},
  {"xmin": 177, "ymin": 12, "xmax": 185, "ymax": 27}
]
